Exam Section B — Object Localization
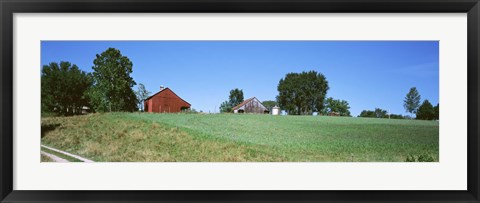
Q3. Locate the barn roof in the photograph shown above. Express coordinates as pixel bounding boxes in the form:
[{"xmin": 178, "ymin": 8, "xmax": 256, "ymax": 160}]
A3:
[
  {"xmin": 232, "ymin": 97, "xmax": 257, "ymax": 110},
  {"xmin": 145, "ymin": 87, "xmax": 191, "ymax": 106}
]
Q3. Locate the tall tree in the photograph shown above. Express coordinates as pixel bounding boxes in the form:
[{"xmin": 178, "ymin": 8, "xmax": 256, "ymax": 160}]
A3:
[
  {"xmin": 219, "ymin": 88, "xmax": 244, "ymax": 113},
  {"xmin": 87, "ymin": 48, "xmax": 138, "ymax": 112},
  {"xmin": 434, "ymin": 103, "xmax": 439, "ymax": 120},
  {"xmin": 403, "ymin": 87, "xmax": 421, "ymax": 117},
  {"xmin": 41, "ymin": 61, "xmax": 92, "ymax": 116},
  {"xmin": 324, "ymin": 97, "xmax": 351, "ymax": 116},
  {"xmin": 229, "ymin": 88, "xmax": 244, "ymax": 107},
  {"xmin": 416, "ymin": 99, "xmax": 435, "ymax": 120},
  {"xmin": 135, "ymin": 83, "xmax": 150, "ymax": 112},
  {"xmin": 277, "ymin": 71, "xmax": 329, "ymax": 115}
]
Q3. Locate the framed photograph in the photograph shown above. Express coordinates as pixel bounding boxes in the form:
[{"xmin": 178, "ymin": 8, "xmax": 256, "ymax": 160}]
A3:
[{"xmin": 1, "ymin": 0, "xmax": 479, "ymax": 202}]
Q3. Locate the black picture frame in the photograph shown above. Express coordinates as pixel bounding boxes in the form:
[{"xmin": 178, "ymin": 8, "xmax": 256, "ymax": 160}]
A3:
[{"xmin": 1, "ymin": 0, "xmax": 479, "ymax": 202}]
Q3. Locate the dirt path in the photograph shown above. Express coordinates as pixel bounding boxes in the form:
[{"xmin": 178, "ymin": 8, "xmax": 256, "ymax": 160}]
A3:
[
  {"xmin": 41, "ymin": 145, "xmax": 95, "ymax": 163},
  {"xmin": 41, "ymin": 151, "xmax": 69, "ymax": 162}
]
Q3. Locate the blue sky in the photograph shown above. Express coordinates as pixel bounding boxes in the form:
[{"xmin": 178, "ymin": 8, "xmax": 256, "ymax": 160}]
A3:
[{"xmin": 41, "ymin": 41, "xmax": 439, "ymax": 116}]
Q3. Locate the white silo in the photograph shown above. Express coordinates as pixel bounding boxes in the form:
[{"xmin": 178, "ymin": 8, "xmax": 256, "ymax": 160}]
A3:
[{"xmin": 272, "ymin": 106, "xmax": 280, "ymax": 115}]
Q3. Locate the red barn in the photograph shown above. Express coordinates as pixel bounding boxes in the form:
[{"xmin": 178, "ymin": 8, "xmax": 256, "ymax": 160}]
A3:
[{"xmin": 144, "ymin": 87, "xmax": 191, "ymax": 113}]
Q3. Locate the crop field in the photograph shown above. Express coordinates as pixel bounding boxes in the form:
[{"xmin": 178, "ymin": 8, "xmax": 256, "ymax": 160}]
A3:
[{"xmin": 41, "ymin": 113, "xmax": 439, "ymax": 162}]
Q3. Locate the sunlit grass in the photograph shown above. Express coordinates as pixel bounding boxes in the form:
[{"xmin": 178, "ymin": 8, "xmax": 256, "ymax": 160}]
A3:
[{"xmin": 41, "ymin": 112, "xmax": 439, "ymax": 162}]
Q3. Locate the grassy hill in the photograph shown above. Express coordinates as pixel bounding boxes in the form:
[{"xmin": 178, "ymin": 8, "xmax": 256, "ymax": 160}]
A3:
[{"xmin": 41, "ymin": 112, "xmax": 439, "ymax": 162}]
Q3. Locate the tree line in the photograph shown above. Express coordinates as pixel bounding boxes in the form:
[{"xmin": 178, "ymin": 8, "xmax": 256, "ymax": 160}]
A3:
[
  {"xmin": 354, "ymin": 87, "xmax": 438, "ymax": 120},
  {"xmin": 219, "ymin": 70, "xmax": 437, "ymax": 121},
  {"xmin": 42, "ymin": 47, "xmax": 150, "ymax": 116}
]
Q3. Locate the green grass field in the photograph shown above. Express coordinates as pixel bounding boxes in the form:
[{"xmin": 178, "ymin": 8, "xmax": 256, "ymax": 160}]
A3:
[{"xmin": 41, "ymin": 112, "xmax": 439, "ymax": 162}]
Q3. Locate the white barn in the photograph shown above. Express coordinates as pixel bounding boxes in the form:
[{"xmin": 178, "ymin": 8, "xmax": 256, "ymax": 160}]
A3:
[{"xmin": 232, "ymin": 97, "xmax": 269, "ymax": 114}]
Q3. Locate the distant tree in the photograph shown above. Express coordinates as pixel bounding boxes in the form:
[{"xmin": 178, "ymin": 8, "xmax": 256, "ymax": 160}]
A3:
[
  {"xmin": 41, "ymin": 61, "xmax": 92, "ymax": 116},
  {"xmin": 374, "ymin": 108, "xmax": 389, "ymax": 118},
  {"xmin": 416, "ymin": 100, "xmax": 435, "ymax": 120},
  {"xmin": 403, "ymin": 87, "xmax": 421, "ymax": 118},
  {"xmin": 135, "ymin": 83, "xmax": 150, "ymax": 112},
  {"xmin": 324, "ymin": 97, "xmax": 351, "ymax": 116},
  {"xmin": 229, "ymin": 88, "xmax": 244, "ymax": 107},
  {"xmin": 262, "ymin": 100, "xmax": 278, "ymax": 112},
  {"xmin": 389, "ymin": 114, "xmax": 405, "ymax": 119},
  {"xmin": 358, "ymin": 110, "xmax": 376, "ymax": 118},
  {"xmin": 434, "ymin": 103, "xmax": 439, "ymax": 120},
  {"xmin": 87, "ymin": 48, "xmax": 138, "ymax": 112},
  {"xmin": 219, "ymin": 100, "xmax": 233, "ymax": 113},
  {"xmin": 358, "ymin": 108, "xmax": 391, "ymax": 118},
  {"xmin": 277, "ymin": 70, "xmax": 329, "ymax": 115}
]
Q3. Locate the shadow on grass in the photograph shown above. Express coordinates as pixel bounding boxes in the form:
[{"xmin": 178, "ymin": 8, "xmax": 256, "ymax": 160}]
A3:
[{"xmin": 41, "ymin": 123, "xmax": 60, "ymax": 138}]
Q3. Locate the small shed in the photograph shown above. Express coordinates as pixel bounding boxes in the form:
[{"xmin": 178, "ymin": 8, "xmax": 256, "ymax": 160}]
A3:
[
  {"xmin": 232, "ymin": 97, "xmax": 269, "ymax": 114},
  {"xmin": 144, "ymin": 87, "xmax": 191, "ymax": 113}
]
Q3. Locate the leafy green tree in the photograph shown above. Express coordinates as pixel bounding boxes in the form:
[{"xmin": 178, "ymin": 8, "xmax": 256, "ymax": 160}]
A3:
[
  {"xmin": 416, "ymin": 99, "xmax": 435, "ymax": 120},
  {"xmin": 41, "ymin": 61, "xmax": 92, "ymax": 116},
  {"xmin": 403, "ymin": 87, "xmax": 421, "ymax": 118},
  {"xmin": 277, "ymin": 70, "xmax": 329, "ymax": 115},
  {"xmin": 87, "ymin": 48, "xmax": 137, "ymax": 112},
  {"xmin": 262, "ymin": 100, "xmax": 278, "ymax": 112},
  {"xmin": 324, "ymin": 97, "xmax": 351, "ymax": 116},
  {"xmin": 219, "ymin": 88, "xmax": 244, "ymax": 113},
  {"xmin": 229, "ymin": 88, "xmax": 244, "ymax": 107},
  {"xmin": 434, "ymin": 103, "xmax": 439, "ymax": 120},
  {"xmin": 374, "ymin": 108, "xmax": 388, "ymax": 118},
  {"xmin": 219, "ymin": 100, "xmax": 233, "ymax": 113},
  {"xmin": 389, "ymin": 114, "xmax": 405, "ymax": 119},
  {"xmin": 358, "ymin": 108, "xmax": 392, "ymax": 118},
  {"xmin": 358, "ymin": 110, "xmax": 376, "ymax": 118},
  {"xmin": 135, "ymin": 83, "xmax": 150, "ymax": 112}
]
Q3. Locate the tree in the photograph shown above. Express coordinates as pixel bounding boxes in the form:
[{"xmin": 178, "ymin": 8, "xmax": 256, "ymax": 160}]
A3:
[
  {"xmin": 135, "ymin": 83, "xmax": 150, "ymax": 112},
  {"xmin": 374, "ymin": 108, "xmax": 388, "ymax": 118},
  {"xmin": 219, "ymin": 100, "xmax": 233, "ymax": 113},
  {"xmin": 389, "ymin": 114, "xmax": 405, "ymax": 119},
  {"xmin": 229, "ymin": 88, "xmax": 244, "ymax": 107},
  {"xmin": 358, "ymin": 108, "xmax": 396, "ymax": 119},
  {"xmin": 262, "ymin": 100, "xmax": 278, "ymax": 112},
  {"xmin": 87, "ymin": 48, "xmax": 138, "ymax": 112},
  {"xmin": 324, "ymin": 97, "xmax": 351, "ymax": 116},
  {"xmin": 434, "ymin": 103, "xmax": 439, "ymax": 120},
  {"xmin": 277, "ymin": 70, "xmax": 329, "ymax": 115},
  {"xmin": 358, "ymin": 108, "xmax": 389, "ymax": 118},
  {"xmin": 416, "ymin": 99, "xmax": 435, "ymax": 120},
  {"xmin": 41, "ymin": 61, "xmax": 92, "ymax": 116},
  {"xmin": 219, "ymin": 88, "xmax": 244, "ymax": 113},
  {"xmin": 403, "ymin": 87, "xmax": 421, "ymax": 117},
  {"xmin": 358, "ymin": 110, "xmax": 376, "ymax": 118}
]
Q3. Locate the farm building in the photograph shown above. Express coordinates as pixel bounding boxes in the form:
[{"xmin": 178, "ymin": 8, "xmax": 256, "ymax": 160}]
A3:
[
  {"xmin": 144, "ymin": 86, "xmax": 191, "ymax": 113},
  {"xmin": 232, "ymin": 97, "xmax": 269, "ymax": 114}
]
